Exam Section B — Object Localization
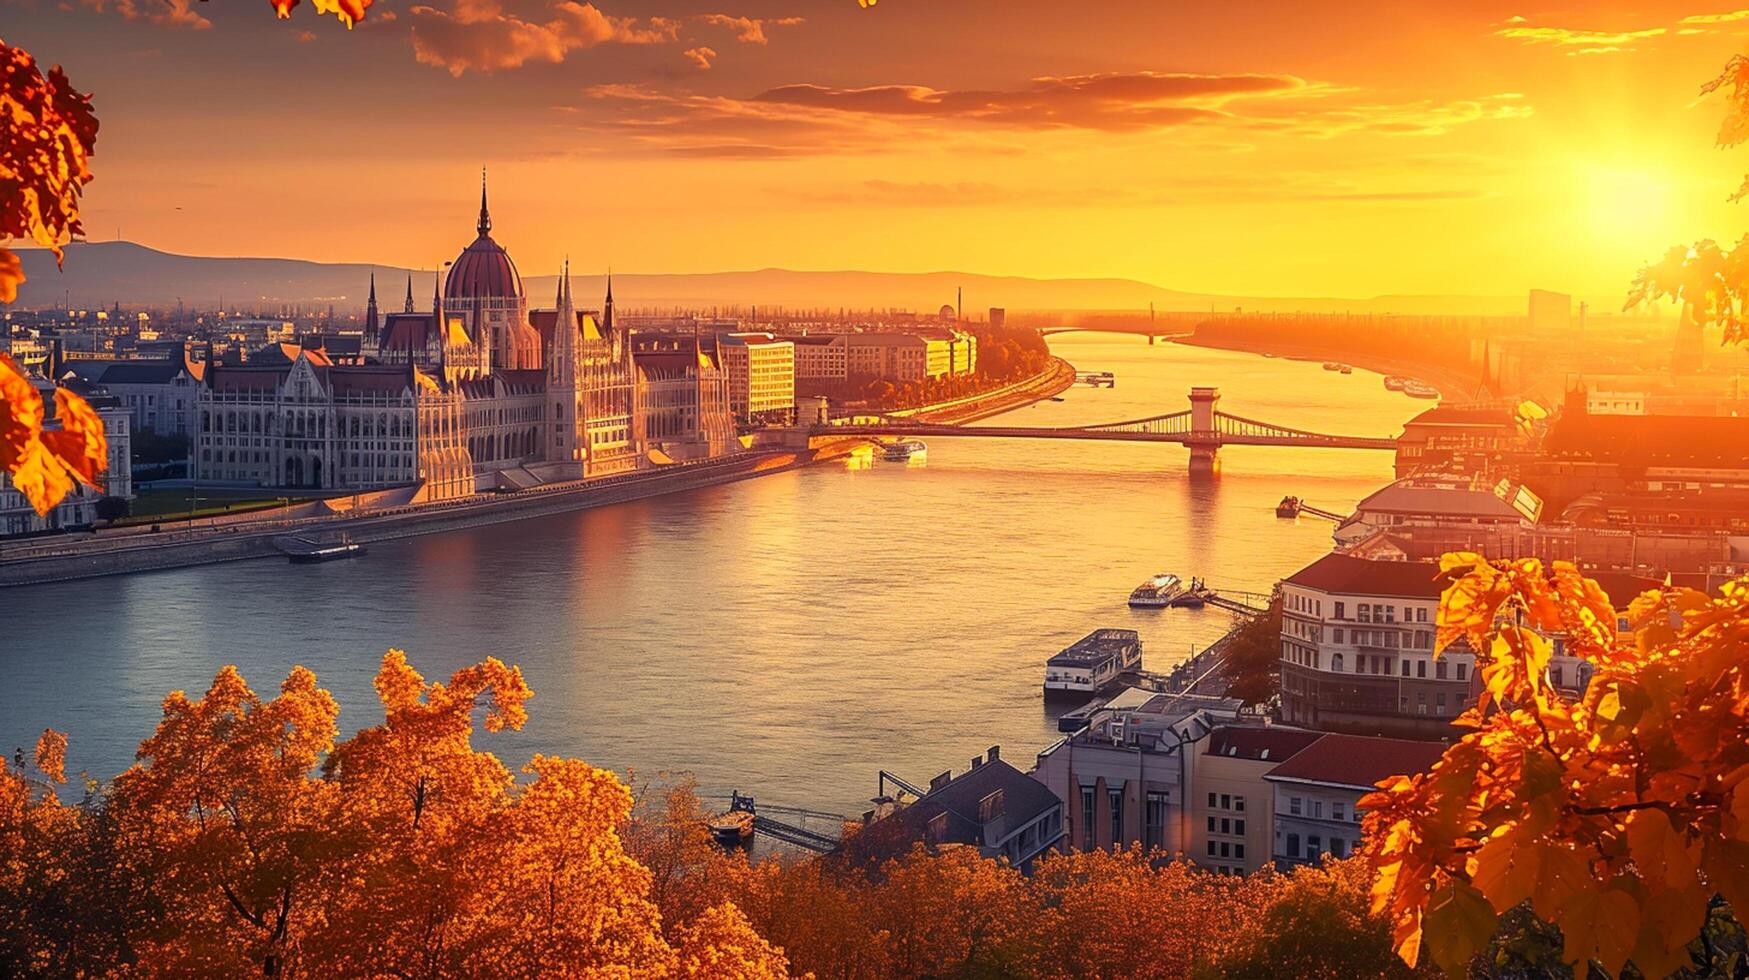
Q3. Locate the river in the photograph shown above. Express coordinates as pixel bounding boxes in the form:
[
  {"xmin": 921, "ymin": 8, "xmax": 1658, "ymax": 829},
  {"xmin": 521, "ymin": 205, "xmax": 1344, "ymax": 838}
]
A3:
[{"xmin": 1, "ymin": 336, "xmax": 1420, "ymax": 817}]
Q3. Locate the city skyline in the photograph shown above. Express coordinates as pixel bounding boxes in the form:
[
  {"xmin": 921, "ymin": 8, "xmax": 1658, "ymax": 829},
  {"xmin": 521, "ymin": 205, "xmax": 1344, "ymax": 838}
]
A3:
[{"xmin": 13, "ymin": 0, "xmax": 1749, "ymax": 298}]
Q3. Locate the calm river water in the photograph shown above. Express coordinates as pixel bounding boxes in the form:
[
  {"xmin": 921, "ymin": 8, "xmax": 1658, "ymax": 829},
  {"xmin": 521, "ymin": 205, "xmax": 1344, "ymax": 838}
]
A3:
[{"xmin": 1, "ymin": 336, "xmax": 1419, "ymax": 815}]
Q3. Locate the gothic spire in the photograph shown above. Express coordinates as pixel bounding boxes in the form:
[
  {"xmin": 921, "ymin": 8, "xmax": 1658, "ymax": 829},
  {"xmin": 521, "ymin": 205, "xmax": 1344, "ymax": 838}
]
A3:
[
  {"xmin": 404, "ymin": 274, "xmax": 414, "ymax": 313},
  {"xmin": 477, "ymin": 166, "xmax": 491, "ymax": 238},
  {"xmin": 366, "ymin": 269, "xmax": 380, "ymax": 341},
  {"xmin": 603, "ymin": 269, "xmax": 615, "ymax": 335}
]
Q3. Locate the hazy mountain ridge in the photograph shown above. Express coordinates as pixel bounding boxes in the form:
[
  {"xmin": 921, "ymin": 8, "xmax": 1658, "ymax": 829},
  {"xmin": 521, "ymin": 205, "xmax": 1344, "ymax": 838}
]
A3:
[{"xmin": 7, "ymin": 242, "xmax": 1529, "ymax": 316}]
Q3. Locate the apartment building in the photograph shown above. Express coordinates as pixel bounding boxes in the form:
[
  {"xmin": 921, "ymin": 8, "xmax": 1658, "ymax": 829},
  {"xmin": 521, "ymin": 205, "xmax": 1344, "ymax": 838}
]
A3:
[
  {"xmin": 718, "ymin": 332, "xmax": 796, "ymax": 423},
  {"xmin": 1190, "ymin": 726, "xmax": 1324, "ymax": 875},
  {"xmin": 1264, "ymin": 733, "xmax": 1444, "ymax": 868},
  {"xmin": 1032, "ymin": 692, "xmax": 1247, "ymax": 855}
]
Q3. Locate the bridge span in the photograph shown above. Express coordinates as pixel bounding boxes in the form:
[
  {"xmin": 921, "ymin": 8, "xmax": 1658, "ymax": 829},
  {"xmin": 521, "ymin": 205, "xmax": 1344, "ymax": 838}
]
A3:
[{"xmin": 818, "ymin": 386, "xmax": 1398, "ymax": 472}]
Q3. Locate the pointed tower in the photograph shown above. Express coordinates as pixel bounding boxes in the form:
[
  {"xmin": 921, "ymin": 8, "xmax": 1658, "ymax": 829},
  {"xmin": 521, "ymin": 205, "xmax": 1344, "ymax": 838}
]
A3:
[
  {"xmin": 365, "ymin": 270, "xmax": 380, "ymax": 343},
  {"xmin": 433, "ymin": 271, "xmax": 447, "ymax": 374},
  {"xmin": 548, "ymin": 259, "xmax": 583, "ymax": 471},
  {"xmin": 477, "ymin": 167, "xmax": 492, "ymax": 238},
  {"xmin": 603, "ymin": 271, "xmax": 616, "ymax": 343},
  {"xmin": 403, "ymin": 274, "xmax": 415, "ymax": 314},
  {"xmin": 1477, "ymin": 339, "xmax": 1495, "ymax": 398}
]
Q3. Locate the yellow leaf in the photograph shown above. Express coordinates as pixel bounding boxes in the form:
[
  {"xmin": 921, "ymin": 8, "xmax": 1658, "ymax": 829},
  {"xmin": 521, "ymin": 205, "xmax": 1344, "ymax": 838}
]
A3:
[
  {"xmin": 1423, "ymin": 880, "xmax": 1496, "ymax": 977},
  {"xmin": 1559, "ymin": 883, "xmax": 1640, "ymax": 977}
]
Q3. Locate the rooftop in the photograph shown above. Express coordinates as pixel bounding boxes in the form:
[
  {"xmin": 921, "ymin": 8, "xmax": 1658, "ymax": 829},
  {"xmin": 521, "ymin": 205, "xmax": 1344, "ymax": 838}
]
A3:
[
  {"xmin": 1046, "ymin": 628, "xmax": 1141, "ymax": 667},
  {"xmin": 1204, "ymin": 725, "xmax": 1325, "ymax": 764},
  {"xmin": 1263, "ymin": 733, "xmax": 1446, "ymax": 790},
  {"xmin": 1284, "ymin": 553, "xmax": 1445, "ymax": 599}
]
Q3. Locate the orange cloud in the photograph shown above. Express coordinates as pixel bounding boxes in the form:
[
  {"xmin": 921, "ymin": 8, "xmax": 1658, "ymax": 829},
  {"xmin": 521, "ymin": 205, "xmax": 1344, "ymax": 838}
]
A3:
[
  {"xmin": 565, "ymin": 71, "xmax": 1533, "ymax": 159},
  {"xmin": 1680, "ymin": 9, "xmax": 1749, "ymax": 24},
  {"xmin": 697, "ymin": 13, "xmax": 804, "ymax": 44},
  {"xmin": 1496, "ymin": 24, "xmax": 1666, "ymax": 47},
  {"xmin": 78, "ymin": 0, "xmax": 210, "ymax": 29},
  {"xmin": 684, "ymin": 46, "xmax": 716, "ymax": 71},
  {"xmin": 408, "ymin": 0, "xmax": 678, "ymax": 76},
  {"xmin": 751, "ymin": 72, "xmax": 1306, "ymax": 131}
]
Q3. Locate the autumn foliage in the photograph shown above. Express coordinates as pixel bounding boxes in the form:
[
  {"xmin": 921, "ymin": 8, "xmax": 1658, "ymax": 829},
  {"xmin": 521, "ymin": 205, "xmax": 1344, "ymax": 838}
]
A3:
[
  {"xmin": 0, "ymin": 650, "xmax": 1438, "ymax": 979},
  {"xmin": 1362, "ymin": 556, "xmax": 1749, "ymax": 978}
]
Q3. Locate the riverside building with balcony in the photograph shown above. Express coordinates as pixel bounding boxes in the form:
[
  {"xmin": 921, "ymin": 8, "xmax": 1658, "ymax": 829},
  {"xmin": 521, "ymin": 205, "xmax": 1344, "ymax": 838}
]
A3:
[
  {"xmin": 1279, "ymin": 553, "xmax": 1660, "ymax": 738},
  {"xmin": 1277, "ymin": 554, "xmax": 1470, "ymax": 739}
]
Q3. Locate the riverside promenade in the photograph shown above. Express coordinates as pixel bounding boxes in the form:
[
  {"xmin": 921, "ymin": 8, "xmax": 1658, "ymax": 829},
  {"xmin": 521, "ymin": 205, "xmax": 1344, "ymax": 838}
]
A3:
[{"xmin": 1, "ymin": 359, "xmax": 1075, "ymax": 587}]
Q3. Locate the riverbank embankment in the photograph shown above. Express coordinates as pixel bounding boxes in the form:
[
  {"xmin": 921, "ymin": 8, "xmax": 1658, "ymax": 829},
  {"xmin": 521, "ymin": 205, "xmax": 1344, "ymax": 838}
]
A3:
[
  {"xmin": 1175, "ymin": 336, "xmax": 1482, "ymax": 403},
  {"xmin": 1, "ymin": 359, "xmax": 1076, "ymax": 588}
]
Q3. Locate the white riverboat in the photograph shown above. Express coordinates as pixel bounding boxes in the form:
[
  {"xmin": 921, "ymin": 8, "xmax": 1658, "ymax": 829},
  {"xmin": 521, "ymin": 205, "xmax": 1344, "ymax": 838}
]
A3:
[
  {"xmin": 1127, "ymin": 572, "xmax": 1183, "ymax": 608},
  {"xmin": 1044, "ymin": 629, "xmax": 1143, "ymax": 696},
  {"xmin": 882, "ymin": 439, "xmax": 928, "ymax": 462}
]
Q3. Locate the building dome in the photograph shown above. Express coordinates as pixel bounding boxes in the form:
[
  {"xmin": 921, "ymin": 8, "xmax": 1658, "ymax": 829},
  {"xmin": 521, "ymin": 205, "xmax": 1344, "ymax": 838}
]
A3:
[{"xmin": 444, "ymin": 178, "xmax": 522, "ymax": 300}]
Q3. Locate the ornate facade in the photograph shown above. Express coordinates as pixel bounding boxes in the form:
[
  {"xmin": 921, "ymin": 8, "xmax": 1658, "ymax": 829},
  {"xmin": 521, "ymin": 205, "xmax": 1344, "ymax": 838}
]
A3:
[{"xmin": 195, "ymin": 178, "xmax": 717, "ymax": 499}]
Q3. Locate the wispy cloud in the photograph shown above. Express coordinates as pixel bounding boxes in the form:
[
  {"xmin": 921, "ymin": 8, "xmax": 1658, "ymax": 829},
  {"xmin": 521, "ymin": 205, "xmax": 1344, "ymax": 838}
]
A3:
[
  {"xmin": 1680, "ymin": 9, "xmax": 1749, "ymax": 24},
  {"xmin": 696, "ymin": 13, "xmax": 803, "ymax": 45},
  {"xmin": 408, "ymin": 0, "xmax": 678, "ymax": 76},
  {"xmin": 683, "ymin": 46, "xmax": 715, "ymax": 71},
  {"xmin": 77, "ymin": 0, "xmax": 209, "ymax": 30},
  {"xmin": 560, "ymin": 71, "xmax": 1533, "ymax": 159}
]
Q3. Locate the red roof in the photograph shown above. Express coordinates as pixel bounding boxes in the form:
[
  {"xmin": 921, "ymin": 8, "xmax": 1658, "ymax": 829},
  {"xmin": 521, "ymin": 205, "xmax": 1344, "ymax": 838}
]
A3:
[
  {"xmin": 1204, "ymin": 726, "xmax": 1324, "ymax": 763},
  {"xmin": 1285, "ymin": 553, "xmax": 1445, "ymax": 599},
  {"xmin": 1405, "ymin": 406, "xmax": 1514, "ymax": 428},
  {"xmin": 1546, "ymin": 412, "xmax": 1749, "ymax": 468},
  {"xmin": 446, "ymin": 234, "xmax": 521, "ymax": 300},
  {"xmin": 379, "ymin": 313, "xmax": 439, "ymax": 354},
  {"xmin": 1263, "ymin": 733, "xmax": 1446, "ymax": 790},
  {"xmin": 330, "ymin": 366, "xmax": 413, "ymax": 395}
]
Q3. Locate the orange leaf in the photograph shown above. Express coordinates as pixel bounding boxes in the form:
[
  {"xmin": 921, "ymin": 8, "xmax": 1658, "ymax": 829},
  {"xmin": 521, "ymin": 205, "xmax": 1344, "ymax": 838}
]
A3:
[
  {"xmin": 40, "ymin": 387, "xmax": 107, "ymax": 489},
  {"xmin": 0, "ymin": 246, "xmax": 21, "ymax": 304},
  {"xmin": 311, "ymin": 0, "xmax": 373, "ymax": 27},
  {"xmin": 33, "ymin": 728, "xmax": 67, "ymax": 784}
]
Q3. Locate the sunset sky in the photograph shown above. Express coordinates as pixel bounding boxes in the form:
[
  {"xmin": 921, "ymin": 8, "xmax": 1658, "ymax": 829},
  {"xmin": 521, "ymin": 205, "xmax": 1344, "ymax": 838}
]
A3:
[{"xmin": 12, "ymin": 0, "xmax": 1749, "ymax": 298}]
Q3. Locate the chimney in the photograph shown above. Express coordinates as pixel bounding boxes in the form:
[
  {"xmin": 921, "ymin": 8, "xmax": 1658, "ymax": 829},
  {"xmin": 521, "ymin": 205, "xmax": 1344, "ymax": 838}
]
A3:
[
  {"xmin": 929, "ymin": 770, "xmax": 952, "ymax": 793},
  {"xmin": 986, "ymin": 745, "xmax": 1000, "ymax": 763},
  {"xmin": 971, "ymin": 755, "xmax": 982, "ymax": 770}
]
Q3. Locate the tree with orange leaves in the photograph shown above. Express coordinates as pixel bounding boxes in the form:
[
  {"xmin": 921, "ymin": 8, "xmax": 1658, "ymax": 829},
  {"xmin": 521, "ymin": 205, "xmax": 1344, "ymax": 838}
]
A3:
[
  {"xmin": 1362, "ymin": 556, "xmax": 1749, "ymax": 978},
  {"xmin": 0, "ymin": 650, "xmax": 803, "ymax": 978}
]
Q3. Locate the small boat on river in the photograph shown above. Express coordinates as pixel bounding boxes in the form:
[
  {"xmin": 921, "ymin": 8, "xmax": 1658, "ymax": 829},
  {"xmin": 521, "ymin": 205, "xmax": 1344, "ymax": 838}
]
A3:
[
  {"xmin": 285, "ymin": 534, "xmax": 366, "ymax": 564},
  {"xmin": 1128, "ymin": 572, "xmax": 1184, "ymax": 608},
  {"xmin": 708, "ymin": 792, "xmax": 757, "ymax": 844},
  {"xmin": 882, "ymin": 439, "xmax": 928, "ymax": 462},
  {"xmin": 1276, "ymin": 495, "xmax": 1302, "ymax": 518},
  {"xmin": 1383, "ymin": 375, "xmax": 1409, "ymax": 391},
  {"xmin": 1403, "ymin": 380, "xmax": 1441, "ymax": 400}
]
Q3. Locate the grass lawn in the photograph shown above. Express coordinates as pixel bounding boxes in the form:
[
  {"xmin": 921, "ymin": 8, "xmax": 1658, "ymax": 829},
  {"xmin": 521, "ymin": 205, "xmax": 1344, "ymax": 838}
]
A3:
[{"xmin": 119, "ymin": 487, "xmax": 291, "ymax": 524}]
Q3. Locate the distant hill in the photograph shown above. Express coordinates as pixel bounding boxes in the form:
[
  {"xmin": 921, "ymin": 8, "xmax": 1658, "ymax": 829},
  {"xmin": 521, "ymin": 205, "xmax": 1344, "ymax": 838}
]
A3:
[{"xmin": 6, "ymin": 241, "xmax": 1531, "ymax": 316}]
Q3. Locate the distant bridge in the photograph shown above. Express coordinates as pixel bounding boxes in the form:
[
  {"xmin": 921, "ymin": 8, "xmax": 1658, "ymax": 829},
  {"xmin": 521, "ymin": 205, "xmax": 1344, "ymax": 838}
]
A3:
[{"xmin": 820, "ymin": 387, "xmax": 1398, "ymax": 472}]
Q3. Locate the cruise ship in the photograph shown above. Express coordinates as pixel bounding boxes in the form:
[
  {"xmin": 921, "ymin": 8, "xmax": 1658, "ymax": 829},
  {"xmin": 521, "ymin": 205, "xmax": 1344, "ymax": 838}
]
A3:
[
  {"xmin": 1043, "ymin": 629, "xmax": 1143, "ymax": 697},
  {"xmin": 1127, "ymin": 572, "xmax": 1183, "ymax": 608},
  {"xmin": 882, "ymin": 439, "xmax": 928, "ymax": 462}
]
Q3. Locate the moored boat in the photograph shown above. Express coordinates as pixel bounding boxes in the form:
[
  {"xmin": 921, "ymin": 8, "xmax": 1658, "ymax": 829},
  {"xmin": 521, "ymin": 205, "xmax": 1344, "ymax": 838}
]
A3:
[
  {"xmin": 1403, "ymin": 380, "xmax": 1440, "ymax": 399},
  {"xmin": 1127, "ymin": 572, "xmax": 1183, "ymax": 608},
  {"xmin": 1321, "ymin": 361, "xmax": 1341, "ymax": 371},
  {"xmin": 287, "ymin": 535, "xmax": 365, "ymax": 564},
  {"xmin": 1044, "ymin": 629, "xmax": 1143, "ymax": 696},
  {"xmin": 1338, "ymin": 364, "xmax": 1353, "ymax": 374},
  {"xmin": 1276, "ymin": 495, "xmax": 1301, "ymax": 518},
  {"xmin": 1383, "ymin": 375, "xmax": 1409, "ymax": 391},
  {"xmin": 708, "ymin": 792, "xmax": 757, "ymax": 844},
  {"xmin": 882, "ymin": 439, "xmax": 928, "ymax": 462}
]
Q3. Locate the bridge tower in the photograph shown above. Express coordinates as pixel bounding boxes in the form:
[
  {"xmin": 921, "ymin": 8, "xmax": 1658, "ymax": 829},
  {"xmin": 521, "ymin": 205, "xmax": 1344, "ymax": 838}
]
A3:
[{"xmin": 1187, "ymin": 386, "xmax": 1221, "ymax": 474}]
